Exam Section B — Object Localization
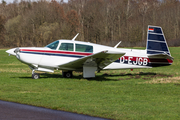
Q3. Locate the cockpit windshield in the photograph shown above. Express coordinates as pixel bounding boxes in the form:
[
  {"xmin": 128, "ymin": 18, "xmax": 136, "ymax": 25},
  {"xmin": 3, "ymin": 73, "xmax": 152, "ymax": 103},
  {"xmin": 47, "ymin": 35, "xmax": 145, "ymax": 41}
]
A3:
[{"xmin": 45, "ymin": 41, "xmax": 59, "ymax": 50}]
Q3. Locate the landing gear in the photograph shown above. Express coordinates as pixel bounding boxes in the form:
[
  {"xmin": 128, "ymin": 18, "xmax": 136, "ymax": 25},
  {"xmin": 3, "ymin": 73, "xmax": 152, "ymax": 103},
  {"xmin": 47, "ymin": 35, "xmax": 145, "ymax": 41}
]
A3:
[
  {"xmin": 32, "ymin": 73, "xmax": 40, "ymax": 79},
  {"xmin": 32, "ymin": 70, "xmax": 40, "ymax": 79},
  {"xmin": 62, "ymin": 71, "xmax": 73, "ymax": 78}
]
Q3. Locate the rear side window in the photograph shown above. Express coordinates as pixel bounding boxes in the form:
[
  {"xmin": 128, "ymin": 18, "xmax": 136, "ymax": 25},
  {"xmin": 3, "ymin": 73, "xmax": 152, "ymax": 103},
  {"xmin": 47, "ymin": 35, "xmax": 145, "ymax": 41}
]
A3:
[
  {"xmin": 75, "ymin": 44, "xmax": 93, "ymax": 53},
  {"xmin": 59, "ymin": 43, "xmax": 74, "ymax": 51}
]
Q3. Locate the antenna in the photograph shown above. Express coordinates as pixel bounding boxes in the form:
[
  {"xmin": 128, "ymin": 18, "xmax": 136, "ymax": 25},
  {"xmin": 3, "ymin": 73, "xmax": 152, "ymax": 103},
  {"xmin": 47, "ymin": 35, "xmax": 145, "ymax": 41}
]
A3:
[
  {"xmin": 72, "ymin": 33, "xmax": 79, "ymax": 41},
  {"xmin": 114, "ymin": 41, "xmax": 122, "ymax": 48}
]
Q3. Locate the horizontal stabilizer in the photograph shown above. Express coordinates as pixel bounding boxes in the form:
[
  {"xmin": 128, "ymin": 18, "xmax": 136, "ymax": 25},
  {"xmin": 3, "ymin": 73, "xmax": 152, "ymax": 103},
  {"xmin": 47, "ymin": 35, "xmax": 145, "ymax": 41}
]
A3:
[{"xmin": 148, "ymin": 53, "xmax": 174, "ymax": 61}]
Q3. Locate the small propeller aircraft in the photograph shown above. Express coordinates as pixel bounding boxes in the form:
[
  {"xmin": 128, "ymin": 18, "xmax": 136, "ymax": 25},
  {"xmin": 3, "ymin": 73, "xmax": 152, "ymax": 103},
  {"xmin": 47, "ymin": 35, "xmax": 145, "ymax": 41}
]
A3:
[{"xmin": 6, "ymin": 25, "xmax": 174, "ymax": 79}]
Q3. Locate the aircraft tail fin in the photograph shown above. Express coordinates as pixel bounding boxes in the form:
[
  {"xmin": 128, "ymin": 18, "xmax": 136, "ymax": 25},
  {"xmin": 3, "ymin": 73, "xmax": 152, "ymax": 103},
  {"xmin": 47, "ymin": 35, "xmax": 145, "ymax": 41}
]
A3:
[
  {"xmin": 146, "ymin": 25, "xmax": 174, "ymax": 66},
  {"xmin": 146, "ymin": 25, "xmax": 171, "ymax": 56}
]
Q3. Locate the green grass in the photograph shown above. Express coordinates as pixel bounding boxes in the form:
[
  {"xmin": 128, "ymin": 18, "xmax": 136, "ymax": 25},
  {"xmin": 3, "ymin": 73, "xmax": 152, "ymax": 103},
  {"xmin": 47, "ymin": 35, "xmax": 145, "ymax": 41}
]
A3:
[{"xmin": 0, "ymin": 47, "xmax": 180, "ymax": 120}]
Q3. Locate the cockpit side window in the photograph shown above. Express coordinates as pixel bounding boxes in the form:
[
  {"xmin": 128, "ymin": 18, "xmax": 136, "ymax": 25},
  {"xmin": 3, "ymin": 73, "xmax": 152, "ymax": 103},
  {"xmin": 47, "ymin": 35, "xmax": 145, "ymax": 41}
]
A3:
[
  {"xmin": 75, "ymin": 44, "xmax": 93, "ymax": 53},
  {"xmin": 59, "ymin": 43, "xmax": 74, "ymax": 51},
  {"xmin": 45, "ymin": 41, "xmax": 59, "ymax": 50}
]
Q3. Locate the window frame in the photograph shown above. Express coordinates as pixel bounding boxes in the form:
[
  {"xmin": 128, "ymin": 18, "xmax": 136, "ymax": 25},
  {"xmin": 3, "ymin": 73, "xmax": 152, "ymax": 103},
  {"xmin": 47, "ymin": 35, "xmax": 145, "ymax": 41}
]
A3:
[
  {"xmin": 58, "ymin": 42, "xmax": 74, "ymax": 52},
  {"xmin": 75, "ymin": 43, "xmax": 93, "ymax": 53}
]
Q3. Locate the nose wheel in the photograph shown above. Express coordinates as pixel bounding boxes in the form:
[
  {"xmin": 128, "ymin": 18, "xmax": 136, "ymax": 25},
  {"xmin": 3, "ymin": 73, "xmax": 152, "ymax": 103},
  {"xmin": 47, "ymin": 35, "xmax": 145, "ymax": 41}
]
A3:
[
  {"xmin": 32, "ymin": 73, "xmax": 40, "ymax": 79},
  {"xmin": 32, "ymin": 70, "xmax": 40, "ymax": 79}
]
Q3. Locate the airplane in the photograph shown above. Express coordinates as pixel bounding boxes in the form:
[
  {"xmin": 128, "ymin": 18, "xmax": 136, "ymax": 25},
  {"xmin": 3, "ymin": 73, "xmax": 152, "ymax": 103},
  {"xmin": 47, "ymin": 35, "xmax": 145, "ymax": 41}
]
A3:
[{"xmin": 6, "ymin": 25, "xmax": 174, "ymax": 79}]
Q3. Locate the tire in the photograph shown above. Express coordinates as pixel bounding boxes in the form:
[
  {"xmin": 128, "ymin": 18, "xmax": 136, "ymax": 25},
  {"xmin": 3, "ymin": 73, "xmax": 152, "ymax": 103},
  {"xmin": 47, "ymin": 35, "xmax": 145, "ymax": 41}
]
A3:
[
  {"xmin": 65, "ymin": 72, "xmax": 72, "ymax": 78},
  {"xmin": 32, "ymin": 73, "xmax": 40, "ymax": 79},
  {"xmin": 62, "ymin": 71, "xmax": 73, "ymax": 78}
]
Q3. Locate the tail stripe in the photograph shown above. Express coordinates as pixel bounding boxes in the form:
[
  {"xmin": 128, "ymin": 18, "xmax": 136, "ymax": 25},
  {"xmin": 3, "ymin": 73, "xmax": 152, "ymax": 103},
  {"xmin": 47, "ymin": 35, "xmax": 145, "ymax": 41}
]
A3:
[{"xmin": 148, "ymin": 40, "xmax": 166, "ymax": 43}]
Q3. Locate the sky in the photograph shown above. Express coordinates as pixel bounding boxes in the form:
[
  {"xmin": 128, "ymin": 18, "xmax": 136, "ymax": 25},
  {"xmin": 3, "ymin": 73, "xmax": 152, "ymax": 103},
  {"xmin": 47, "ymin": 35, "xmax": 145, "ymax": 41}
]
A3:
[{"xmin": 1, "ymin": 0, "xmax": 68, "ymax": 4}]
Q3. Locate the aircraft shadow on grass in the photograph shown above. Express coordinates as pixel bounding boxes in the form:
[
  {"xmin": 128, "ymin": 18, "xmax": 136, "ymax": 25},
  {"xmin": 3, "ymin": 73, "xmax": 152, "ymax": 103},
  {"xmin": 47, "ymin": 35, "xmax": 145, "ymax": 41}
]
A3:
[
  {"xmin": 12, "ymin": 72, "xmax": 173, "ymax": 82},
  {"xmin": 96, "ymin": 72, "xmax": 173, "ymax": 81}
]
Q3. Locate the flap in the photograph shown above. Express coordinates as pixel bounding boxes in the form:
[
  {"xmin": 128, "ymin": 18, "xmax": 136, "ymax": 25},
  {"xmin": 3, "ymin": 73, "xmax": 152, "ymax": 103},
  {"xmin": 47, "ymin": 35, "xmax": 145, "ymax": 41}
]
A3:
[{"xmin": 59, "ymin": 50, "xmax": 125, "ymax": 71}]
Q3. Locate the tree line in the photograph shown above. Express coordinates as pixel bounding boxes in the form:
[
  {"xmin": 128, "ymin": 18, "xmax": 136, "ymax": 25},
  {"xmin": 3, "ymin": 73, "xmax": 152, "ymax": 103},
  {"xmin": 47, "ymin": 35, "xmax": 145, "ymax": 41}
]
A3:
[{"xmin": 0, "ymin": 0, "xmax": 180, "ymax": 48}]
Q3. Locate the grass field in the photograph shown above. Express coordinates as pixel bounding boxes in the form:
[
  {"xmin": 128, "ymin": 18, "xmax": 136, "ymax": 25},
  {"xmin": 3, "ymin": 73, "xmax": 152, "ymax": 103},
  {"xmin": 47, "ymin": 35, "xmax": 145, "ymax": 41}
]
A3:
[{"xmin": 0, "ymin": 48, "xmax": 180, "ymax": 120}]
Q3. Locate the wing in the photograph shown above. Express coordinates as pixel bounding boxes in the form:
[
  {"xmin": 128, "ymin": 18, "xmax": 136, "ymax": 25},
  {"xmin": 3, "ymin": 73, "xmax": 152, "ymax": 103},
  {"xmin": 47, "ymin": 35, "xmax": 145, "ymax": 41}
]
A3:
[{"xmin": 59, "ymin": 50, "xmax": 125, "ymax": 71}]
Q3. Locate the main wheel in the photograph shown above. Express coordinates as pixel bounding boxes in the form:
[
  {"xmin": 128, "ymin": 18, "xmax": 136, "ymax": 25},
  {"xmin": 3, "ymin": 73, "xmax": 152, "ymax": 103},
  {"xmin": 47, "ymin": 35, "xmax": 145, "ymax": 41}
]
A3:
[
  {"xmin": 62, "ymin": 71, "xmax": 73, "ymax": 78},
  {"xmin": 32, "ymin": 73, "xmax": 40, "ymax": 79},
  {"xmin": 65, "ymin": 72, "xmax": 72, "ymax": 78}
]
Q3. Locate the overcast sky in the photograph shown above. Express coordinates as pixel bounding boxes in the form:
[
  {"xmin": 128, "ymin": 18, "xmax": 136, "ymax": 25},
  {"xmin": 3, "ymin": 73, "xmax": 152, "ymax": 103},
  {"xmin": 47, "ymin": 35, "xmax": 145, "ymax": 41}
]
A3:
[{"xmin": 1, "ymin": 0, "xmax": 68, "ymax": 4}]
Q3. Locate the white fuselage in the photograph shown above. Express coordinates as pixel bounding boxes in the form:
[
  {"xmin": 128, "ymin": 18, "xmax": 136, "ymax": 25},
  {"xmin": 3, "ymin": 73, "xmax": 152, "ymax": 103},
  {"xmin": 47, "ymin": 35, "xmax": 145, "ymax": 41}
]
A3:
[
  {"xmin": 6, "ymin": 25, "xmax": 174, "ymax": 78},
  {"xmin": 10, "ymin": 40, "xmax": 151, "ymax": 72}
]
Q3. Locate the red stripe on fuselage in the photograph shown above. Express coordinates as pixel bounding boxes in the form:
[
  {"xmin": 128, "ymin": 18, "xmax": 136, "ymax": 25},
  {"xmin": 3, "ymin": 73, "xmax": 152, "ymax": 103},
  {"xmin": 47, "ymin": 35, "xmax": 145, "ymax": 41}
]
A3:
[{"xmin": 20, "ymin": 49, "xmax": 93, "ymax": 56}]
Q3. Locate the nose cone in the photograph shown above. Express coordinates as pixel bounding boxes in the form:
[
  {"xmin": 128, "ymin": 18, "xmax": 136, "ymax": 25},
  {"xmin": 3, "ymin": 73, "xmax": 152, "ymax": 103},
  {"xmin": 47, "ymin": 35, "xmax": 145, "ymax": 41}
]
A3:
[{"xmin": 6, "ymin": 48, "xmax": 17, "ymax": 56}]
